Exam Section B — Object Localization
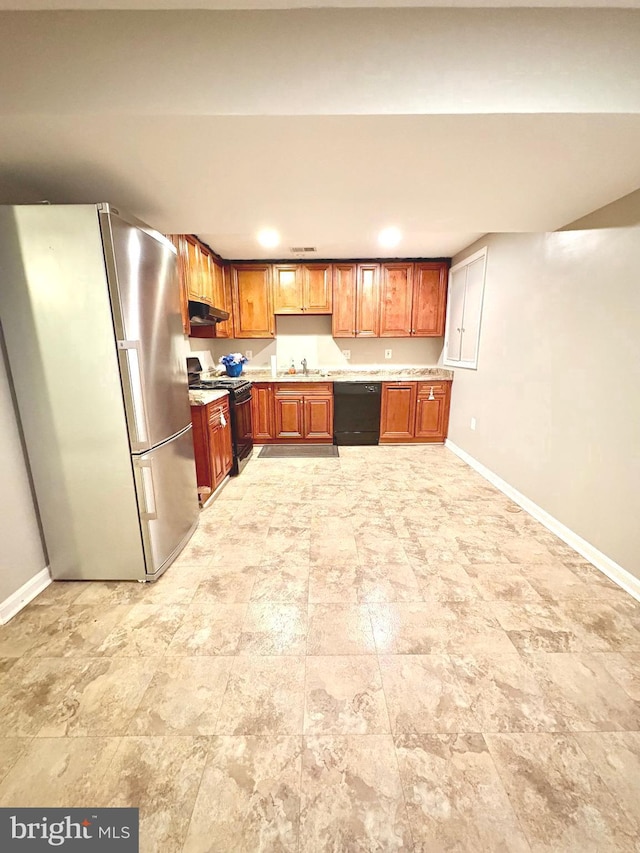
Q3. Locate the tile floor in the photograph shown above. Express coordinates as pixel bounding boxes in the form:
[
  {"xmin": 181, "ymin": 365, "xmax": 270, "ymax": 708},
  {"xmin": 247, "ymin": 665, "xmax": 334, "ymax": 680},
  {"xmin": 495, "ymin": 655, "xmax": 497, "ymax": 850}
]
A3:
[{"xmin": 1, "ymin": 445, "xmax": 639, "ymax": 851}]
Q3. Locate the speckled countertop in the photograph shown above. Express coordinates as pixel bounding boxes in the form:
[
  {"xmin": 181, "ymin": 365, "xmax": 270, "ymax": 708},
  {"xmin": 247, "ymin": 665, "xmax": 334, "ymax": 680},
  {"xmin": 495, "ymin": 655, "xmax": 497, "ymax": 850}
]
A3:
[
  {"xmin": 243, "ymin": 367, "xmax": 453, "ymax": 383},
  {"xmin": 188, "ymin": 388, "xmax": 229, "ymax": 406}
]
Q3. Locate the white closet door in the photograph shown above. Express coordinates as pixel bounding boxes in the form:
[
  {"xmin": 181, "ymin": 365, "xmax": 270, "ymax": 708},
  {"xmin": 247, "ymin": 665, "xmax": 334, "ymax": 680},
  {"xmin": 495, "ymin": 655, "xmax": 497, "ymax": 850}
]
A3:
[
  {"xmin": 445, "ymin": 266, "xmax": 466, "ymax": 362},
  {"xmin": 460, "ymin": 255, "xmax": 486, "ymax": 365}
]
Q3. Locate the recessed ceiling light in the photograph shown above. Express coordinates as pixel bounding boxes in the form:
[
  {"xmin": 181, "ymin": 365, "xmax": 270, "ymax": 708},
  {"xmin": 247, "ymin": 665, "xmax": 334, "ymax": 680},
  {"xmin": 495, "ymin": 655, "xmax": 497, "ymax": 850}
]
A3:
[
  {"xmin": 257, "ymin": 228, "xmax": 280, "ymax": 249},
  {"xmin": 378, "ymin": 226, "xmax": 402, "ymax": 249}
]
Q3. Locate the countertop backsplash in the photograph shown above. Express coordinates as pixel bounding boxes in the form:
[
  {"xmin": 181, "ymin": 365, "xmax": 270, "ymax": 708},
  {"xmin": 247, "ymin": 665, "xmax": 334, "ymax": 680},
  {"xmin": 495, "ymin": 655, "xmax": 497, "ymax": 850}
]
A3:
[{"xmin": 189, "ymin": 314, "xmax": 445, "ymax": 372}]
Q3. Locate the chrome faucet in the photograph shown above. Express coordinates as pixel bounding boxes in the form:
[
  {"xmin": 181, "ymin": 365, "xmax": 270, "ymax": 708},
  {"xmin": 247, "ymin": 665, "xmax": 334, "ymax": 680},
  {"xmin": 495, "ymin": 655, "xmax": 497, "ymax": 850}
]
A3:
[{"xmin": 301, "ymin": 358, "xmax": 308, "ymax": 376}]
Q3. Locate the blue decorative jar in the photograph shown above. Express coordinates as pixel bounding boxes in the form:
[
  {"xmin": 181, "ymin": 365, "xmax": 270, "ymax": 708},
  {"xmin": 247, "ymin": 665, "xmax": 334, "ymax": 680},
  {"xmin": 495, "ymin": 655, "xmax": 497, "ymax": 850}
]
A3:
[{"xmin": 225, "ymin": 362, "xmax": 243, "ymax": 377}]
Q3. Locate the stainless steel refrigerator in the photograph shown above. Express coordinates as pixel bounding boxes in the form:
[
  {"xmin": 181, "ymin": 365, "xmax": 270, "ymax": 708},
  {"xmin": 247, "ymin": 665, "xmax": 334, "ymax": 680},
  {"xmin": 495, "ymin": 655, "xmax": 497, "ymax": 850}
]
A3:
[{"xmin": 0, "ymin": 203, "xmax": 199, "ymax": 581}]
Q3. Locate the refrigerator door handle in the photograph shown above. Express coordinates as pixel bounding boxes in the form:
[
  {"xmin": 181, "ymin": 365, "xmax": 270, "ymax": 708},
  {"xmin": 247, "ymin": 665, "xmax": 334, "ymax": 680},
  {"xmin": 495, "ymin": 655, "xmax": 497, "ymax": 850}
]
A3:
[
  {"xmin": 137, "ymin": 458, "xmax": 158, "ymax": 521},
  {"xmin": 117, "ymin": 339, "xmax": 150, "ymax": 451}
]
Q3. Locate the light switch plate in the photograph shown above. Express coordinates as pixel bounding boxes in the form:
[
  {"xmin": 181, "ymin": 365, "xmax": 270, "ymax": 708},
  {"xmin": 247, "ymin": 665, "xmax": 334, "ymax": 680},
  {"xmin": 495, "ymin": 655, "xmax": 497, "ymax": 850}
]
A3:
[
  {"xmin": 470, "ymin": 417, "xmax": 477, "ymax": 430},
  {"xmin": 342, "ymin": 349, "xmax": 351, "ymax": 360},
  {"xmin": 245, "ymin": 350, "xmax": 253, "ymax": 359},
  {"xmin": 384, "ymin": 349, "xmax": 392, "ymax": 359}
]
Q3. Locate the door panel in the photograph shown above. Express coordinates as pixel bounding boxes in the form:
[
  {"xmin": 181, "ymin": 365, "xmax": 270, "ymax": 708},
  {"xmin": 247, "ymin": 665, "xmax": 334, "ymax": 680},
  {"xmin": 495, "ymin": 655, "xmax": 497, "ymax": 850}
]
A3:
[
  {"xmin": 332, "ymin": 264, "xmax": 356, "ymax": 337},
  {"xmin": 356, "ymin": 264, "xmax": 380, "ymax": 337},
  {"xmin": 104, "ymin": 211, "xmax": 192, "ymax": 450},
  {"xmin": 304, "ymin": 396, "xmax": 333, "ymax": 440},
  {"xmin": 273, "ymin": 265, "xmax": 303, "ymax": 313},
  {"xmin": 413, "ymin": 263, "xmax": 447, "ymax": 337},
  {"xmin": 274, "ymin": 395, "xmax": 304, "ymax": 439},
  {"xmin": 303, "ymin": 264, "xmax": 332, "ymax": 313},
  {"xmin": 445, "ymin": 267, "xmax": 466, "ymax": 362},
  {"xmin": 380, "ymin": 383, "xmax": 416, "ymax": 441},
  {"xmin": 380, "ymin": 263, "xmax": 413, "ymax": 337},
  {"xmin": 134, "ymin": 426, "xmax": 199, "ymax": 578},
  {"xmin": 460, "ymin": 256, "xmax": 485, "ymax": 363}
]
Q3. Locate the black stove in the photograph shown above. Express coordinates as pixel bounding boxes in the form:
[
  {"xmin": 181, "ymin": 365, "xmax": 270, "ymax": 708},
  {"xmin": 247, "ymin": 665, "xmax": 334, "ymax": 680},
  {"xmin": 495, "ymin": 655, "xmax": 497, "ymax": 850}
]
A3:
[{"xmin": 189, "ymin": 377, "xmax": 252, "ymax": 401}]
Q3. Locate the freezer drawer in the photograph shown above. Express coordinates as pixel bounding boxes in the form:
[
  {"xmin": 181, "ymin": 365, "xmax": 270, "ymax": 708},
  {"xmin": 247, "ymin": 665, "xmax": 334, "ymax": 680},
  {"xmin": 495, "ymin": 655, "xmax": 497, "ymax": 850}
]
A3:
[{"xmin": 134, "ymin": 426, "xmax": 199, "ymax": 579}]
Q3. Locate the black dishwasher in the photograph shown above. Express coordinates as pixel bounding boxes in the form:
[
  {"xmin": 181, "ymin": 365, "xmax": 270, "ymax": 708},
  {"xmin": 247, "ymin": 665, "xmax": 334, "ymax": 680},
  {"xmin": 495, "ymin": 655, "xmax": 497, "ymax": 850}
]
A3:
[{"xmin": 333, "ymin": 382, "xmax": 382, "ymax": 445}]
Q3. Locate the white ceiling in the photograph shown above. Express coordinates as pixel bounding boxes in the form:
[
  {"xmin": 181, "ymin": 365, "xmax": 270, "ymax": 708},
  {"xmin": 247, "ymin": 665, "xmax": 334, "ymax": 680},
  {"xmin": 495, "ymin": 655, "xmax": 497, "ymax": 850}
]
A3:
[{"xmin": 1, "ymin": 8, "xmax": 639, "ymax": 258}]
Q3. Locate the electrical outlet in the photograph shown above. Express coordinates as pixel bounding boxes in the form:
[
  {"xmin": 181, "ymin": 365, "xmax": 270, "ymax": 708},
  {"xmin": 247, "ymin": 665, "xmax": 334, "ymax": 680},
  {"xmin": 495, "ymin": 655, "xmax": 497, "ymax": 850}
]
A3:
[
  {"xmin": 342, "ymin": 349, "xmax": 351, "ymax": 360},
  {"xmin": 384, "ymin": 349, "xmax": 392, "ymax": 359},
  {"xmin": 470, "ymin": 417, "xmax": 477, "ymax": 431},
  {"xmin": 245, "ymin": 350, "xmax": 253, "ymax": 359}
]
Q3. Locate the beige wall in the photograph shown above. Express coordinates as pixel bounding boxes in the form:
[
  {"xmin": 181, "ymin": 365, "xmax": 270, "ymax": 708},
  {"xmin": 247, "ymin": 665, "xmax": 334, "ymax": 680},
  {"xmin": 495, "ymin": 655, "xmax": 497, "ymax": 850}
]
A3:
[
  {"xmin": 449, "ymin": 215, "xmax": 640, "ymax": 579},
  {"xmin": 0, "ymin": 341, "xmax": 47, "ymax": 605},
  {"xmin": 190, "ymin": 315, "xmax": 443, "ymax": 371}
]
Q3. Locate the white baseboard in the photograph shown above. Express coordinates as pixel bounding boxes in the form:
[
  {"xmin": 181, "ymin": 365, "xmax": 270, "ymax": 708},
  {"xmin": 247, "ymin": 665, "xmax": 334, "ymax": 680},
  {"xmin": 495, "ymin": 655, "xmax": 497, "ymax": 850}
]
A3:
[
  {"xmin": 445, "ymin": 440, "xmax": 640, "ymax": 603},
  {"xmin": 0, "ymin": 566, "xmax": 52, "ymax": 625}
]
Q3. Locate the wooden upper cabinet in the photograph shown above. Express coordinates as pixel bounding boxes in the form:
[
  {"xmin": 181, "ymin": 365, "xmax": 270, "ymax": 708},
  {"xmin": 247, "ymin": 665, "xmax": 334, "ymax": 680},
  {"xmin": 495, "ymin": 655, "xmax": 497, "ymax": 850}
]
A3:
[
  {"xmin": 302, "ymin": 264, "xmax": 332, "ymax": 313},
  {"xmin": 273, "ymin": 265, "xmax": 303, "ymax": 314},
  {"xmin": 231, "ymin": 264, "xmax": 274, "ymax": 338},
  {"xmin": 412, "ymin": 262, "xmax": 448, "ymax": 337},
  {"xmin": 184, "ymin": 237, "xmax": 201, "ymax": 301},
  {"xmin": 213, "ymin": 265, "xmax": 233, "ymax": 339},
  {"xmin": 379, "ymin": 263, "xmax": 413, "ymax": 337},
  {"xmin": 332, "ymin": 264, "xmax": 357, "ymax": 337},
  {"xmin": 332, "ymin": 263, "xmax": 379, "ymax": 337},
  {"xmin": 356, "ymin": 264, "xmax": 380, "ymax": 337},
  {"xmin": 166, "ymin": 234, "xmax": 190, "ymax": 336},
  {"xmin": 273, "ymin": 263, "xmax": 332, "ymax": 314}
]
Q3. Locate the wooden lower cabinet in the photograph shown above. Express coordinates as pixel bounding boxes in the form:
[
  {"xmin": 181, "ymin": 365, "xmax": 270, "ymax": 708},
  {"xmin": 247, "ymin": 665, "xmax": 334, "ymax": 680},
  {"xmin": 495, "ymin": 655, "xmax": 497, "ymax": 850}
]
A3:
[
  {"xmin": 274, "ymin": 394, "xmax": 305, "ymax": 439},
  {"xmin": 251, "ymin": 383, "xmax": 275, "ymax": 441},
  {"xmin": 253, "ymin": 383, "xmax": 333, "ymax": 443},
  {"xmin": 191, "ymin": 397, "xmax": 233, "ymax": 498},
  {"xmin": 380, "ymin": 381, "xmax": 451, "ymax": 443}
]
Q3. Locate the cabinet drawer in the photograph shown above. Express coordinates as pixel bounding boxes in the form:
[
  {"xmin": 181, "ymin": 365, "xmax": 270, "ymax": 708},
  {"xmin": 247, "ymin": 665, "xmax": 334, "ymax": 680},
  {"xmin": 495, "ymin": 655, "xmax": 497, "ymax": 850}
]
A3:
[
  {"xmin": 417, "ymin": 382, "xmax": 449, "ymax": 397},
  {"xmin": 274, "ymin": 382, "xmax": 332, "ymax": 395}
]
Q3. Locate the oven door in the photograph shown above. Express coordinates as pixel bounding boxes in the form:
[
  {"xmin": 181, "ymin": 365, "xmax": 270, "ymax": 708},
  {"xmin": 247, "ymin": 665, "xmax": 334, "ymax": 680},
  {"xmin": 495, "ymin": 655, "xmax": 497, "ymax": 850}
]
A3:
[{"xmin": 231, "ymin": 395, "xmax": 253, "ymax": 473}]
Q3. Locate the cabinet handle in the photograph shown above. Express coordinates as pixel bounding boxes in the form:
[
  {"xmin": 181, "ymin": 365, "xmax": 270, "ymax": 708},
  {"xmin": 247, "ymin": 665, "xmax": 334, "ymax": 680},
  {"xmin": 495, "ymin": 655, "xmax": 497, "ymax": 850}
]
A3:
[
  {"xmin": 456, "ymin": 327, "xmax": 461, "ymax": 332},
  {"xmin": 428, "ymin": 386, "xmax": 435, "ymax": 401}
]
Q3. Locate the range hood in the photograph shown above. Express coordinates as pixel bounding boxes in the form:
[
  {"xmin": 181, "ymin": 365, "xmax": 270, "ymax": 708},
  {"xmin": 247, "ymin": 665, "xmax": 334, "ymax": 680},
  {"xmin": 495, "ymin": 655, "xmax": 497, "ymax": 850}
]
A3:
[{"xmin": 188, "ymin": 300, "xmax": 230, "ymax": 326}]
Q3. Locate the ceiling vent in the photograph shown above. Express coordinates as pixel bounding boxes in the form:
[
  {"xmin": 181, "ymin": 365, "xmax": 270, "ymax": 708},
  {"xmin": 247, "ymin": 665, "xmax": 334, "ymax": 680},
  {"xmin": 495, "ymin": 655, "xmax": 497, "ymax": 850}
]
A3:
[{"xmin": 290, "ymin": 247, "xmax": 317, "ymax": 253}]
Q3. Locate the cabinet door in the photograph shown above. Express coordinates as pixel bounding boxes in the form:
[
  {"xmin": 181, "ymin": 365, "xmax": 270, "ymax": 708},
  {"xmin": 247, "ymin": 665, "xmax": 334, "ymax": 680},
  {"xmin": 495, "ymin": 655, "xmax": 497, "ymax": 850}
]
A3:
[
  {"xmin": 303, "ymin": 264, "xmax": 332, "ymax": 313},
  {"xmin": 220, "ymin": 401, "xmax": 234, "ymax": 474},
  {"xmin": 251, "ymin": 383, "xmax": 275, "ymax": 441},
  {"xmin": 190, "ymin": 407, "xmax": 212, "ymax": 491},
  {"xmin": 210, "ymin": 422, "xmax": 225, "ymax": 488},
  {"xmin": 166, "ymin": 234, "xmax": 190, "ymax": 336},
  {"xmin": 199, "ymin": 249, "xmax": 214, "ymax": 305},
  {"xmin": 185, "ymin": 237, "xmax": 203, "ymax": 301},
  {"xmin": 415, "ymin": 383, "xmax": 452, "ymax": 441},
  {"xmin": 380, "ymin": 383, "xmax": 416, "ymax": 441},
  {"xmin": 380, "ymin": 263, "xmax": 413, "ymax": 337},
  {"xmin": 214, "ymin": 264, "xmax": 234, "ymax": 339},
  {"xmin": 231, "ymin": 265, "xmax": 274, "ymax": 338},
  {"xmin": 304, "ymin": 395, "xmax": 333, "ymax": 440},
  {"xmin": 356, "ymin": 264, "xmax": 380, "ymax": 337},
  {"xmin": 332, "ymin": 264, "xmax": 356, "ymax": 337},
  {"xmin": 413, "ymin": 263, "xmax": 448, "ymax": 337},
  {"xmin": 273, "ymin": 265, "xmax": 303, "ymax": 314},
  {"xmin": 274, "ymin": 394, "xmax": 304, "ymax": 439}
]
